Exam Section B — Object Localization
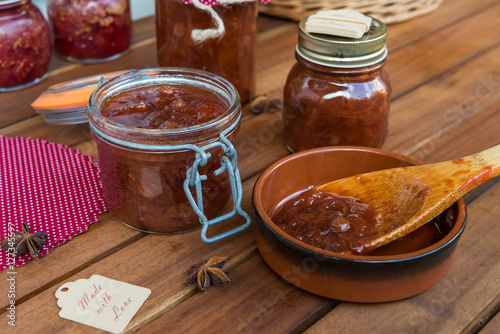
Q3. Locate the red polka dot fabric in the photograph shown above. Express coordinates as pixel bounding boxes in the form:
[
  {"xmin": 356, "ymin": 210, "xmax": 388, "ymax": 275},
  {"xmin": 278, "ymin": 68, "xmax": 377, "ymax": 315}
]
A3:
[
  {"xmin": 0, "ymin": 136, "xmax": 108, "ymax": 271},
  {"xmin": 183, "ymin": 0, "xmax": 269, "ymax": 6}
]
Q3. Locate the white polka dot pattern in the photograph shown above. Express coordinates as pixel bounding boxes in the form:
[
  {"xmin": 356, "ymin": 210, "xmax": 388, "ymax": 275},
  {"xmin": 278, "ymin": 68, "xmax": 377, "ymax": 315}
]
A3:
[
  {"xmin": 183, "ymin": 0, "xmax": 269, "ymax": 6},
  {"xmin": 0, "ymin": 136, "xmax": 108, "ymax": 271}
]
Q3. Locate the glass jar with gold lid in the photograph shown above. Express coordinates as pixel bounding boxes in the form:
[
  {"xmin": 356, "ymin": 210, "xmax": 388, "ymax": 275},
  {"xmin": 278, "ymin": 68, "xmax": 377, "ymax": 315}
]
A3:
[{"xmin": 283, "ymin": 15, "xmax": 391, "ymax": 152}]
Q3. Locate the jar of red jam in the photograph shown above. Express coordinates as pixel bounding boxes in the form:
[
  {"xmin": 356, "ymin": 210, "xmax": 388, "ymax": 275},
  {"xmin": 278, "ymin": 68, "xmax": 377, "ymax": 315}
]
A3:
[
  {"xmin": 0, "ymin": 0, "xmax": 51, "ymax": 92},
  {"xmin": 283, "ymin": 16, "xmax": 391, "ymax": 152},
  {"xmin": 88, "ymin": 68, "xmax": 250, "ymax": 240},
  {"xmin": 155, "ymin": 0, "xmax": 260, "ymax": 104},
  {"xmin": 47, "ymin": 0, "xmax": 132, "ymax": 63}
]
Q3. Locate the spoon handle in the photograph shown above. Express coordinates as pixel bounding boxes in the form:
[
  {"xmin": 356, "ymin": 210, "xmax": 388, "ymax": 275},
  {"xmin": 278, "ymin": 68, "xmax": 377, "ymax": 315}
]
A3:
[
  {"xmin": 473, "ymin": 144, "xmax": 500, "ymax": 176},
  {"xmin": 446, "ymin": 144, "xmax": 500, "ymax": 196}
]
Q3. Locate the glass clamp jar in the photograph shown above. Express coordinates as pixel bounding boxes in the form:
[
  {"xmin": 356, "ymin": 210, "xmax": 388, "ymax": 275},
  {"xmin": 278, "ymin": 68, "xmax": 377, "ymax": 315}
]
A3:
[
  {"xmin": 0, "ymin": 0, "xmax": 51, "ymax": 92},
  {"xmin": 283, "ymin": 15, "xmax": 391, "ymax": 152},
  {"xmin": 47, "ymin": 0, "xmax": 132, "ymax": 63},
  {"xmin": 88, "ymin": 68, "xmax": 251, "ymax": 242}
]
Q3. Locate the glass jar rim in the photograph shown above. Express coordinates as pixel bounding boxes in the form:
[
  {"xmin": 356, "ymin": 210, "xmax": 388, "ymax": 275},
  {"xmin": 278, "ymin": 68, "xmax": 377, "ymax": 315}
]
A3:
[
  {"xmin": 88, "ymin": 68, "xmax": 241, "ymax": 147},
  {"xmin": 296, "ymin": 45, "xmax": 388, "ymax": 69},
  {"xmin": 0, "ymin": 0, "xmax": 27, "ymax": 10}
]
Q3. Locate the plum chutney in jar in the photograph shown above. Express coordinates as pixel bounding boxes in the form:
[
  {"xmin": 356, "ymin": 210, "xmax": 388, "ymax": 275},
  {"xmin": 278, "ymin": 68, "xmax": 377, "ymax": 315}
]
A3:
[
  {"xmin": 100, "ymin": 84, "xmax": 227, "ymax": 129},
  {"xmin": 155, "ymin": 0, "xmax": 257, "ymax": 103},
  {"xmin": 88, "ymin": 69, "xmax": 243, "ymax": 234},
  {"xmin": 283, "ymin": 16, "xmax": 391, "ymax": 152},
  {"xmin": 0, "ymin": 0, "xmax": 51, "ymax": 91},
  {"xmin": 48, "ymin": 0, "xmax": 131, "ymax": 63}
]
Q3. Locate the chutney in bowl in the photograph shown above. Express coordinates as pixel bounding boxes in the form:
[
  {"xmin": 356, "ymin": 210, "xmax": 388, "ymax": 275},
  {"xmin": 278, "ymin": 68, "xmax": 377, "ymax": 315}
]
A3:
[{"xmin": 252, "ymin": 146, "xmax": 467, "ymax": 302}]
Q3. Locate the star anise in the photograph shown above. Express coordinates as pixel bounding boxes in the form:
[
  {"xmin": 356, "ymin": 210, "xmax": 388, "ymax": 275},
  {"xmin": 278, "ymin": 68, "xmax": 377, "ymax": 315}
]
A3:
[
  {"xmin": 249, "ymin": 95, "xmax": 282, "ymax": 114},
  {"xmin": 0, "ymin": 222, "xmax": 48, "ymax": 258},
  {"xmin": 185, "ymin": 256, "xmax": 230, "ymax": 291}
]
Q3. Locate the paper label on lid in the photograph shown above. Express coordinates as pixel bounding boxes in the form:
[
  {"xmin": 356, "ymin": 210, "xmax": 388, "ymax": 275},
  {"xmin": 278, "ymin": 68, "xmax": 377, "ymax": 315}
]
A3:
[
  {"xmin": 55, "ymin": 275, "xmax": 151, "ymax": 333},
  {"xmin": 305, "ymin": 9, "xmax": 372, "ymax": 39}
]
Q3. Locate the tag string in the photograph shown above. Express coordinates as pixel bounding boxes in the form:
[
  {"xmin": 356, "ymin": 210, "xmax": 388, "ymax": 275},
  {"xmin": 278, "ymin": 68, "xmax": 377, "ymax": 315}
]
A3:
[{"xmin": 191, "ymin": 0, "xmax": 254, "ymax": 43}]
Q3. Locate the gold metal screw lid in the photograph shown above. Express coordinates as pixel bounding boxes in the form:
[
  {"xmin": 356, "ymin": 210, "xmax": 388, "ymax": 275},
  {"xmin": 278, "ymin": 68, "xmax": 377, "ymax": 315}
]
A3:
[{"xmin": 297, "ymin": 15, "xmax": 388, "ymax": 68}]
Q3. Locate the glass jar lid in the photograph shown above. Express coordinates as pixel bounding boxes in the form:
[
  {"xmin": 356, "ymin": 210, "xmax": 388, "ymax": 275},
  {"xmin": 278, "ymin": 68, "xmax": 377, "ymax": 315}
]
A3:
[
  {"xmin": 297, "ymin": 15, "xmax": 388, "ymax": 68},
  {"xmin": 31, "ymin": 70, "xmax": 128, "ymax": 125}
]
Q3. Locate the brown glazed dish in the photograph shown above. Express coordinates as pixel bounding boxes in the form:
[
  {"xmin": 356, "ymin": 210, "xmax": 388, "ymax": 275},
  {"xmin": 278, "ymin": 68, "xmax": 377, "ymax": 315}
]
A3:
[{"xmin": 252, "ymin": 147, "xmax": 467, "ymax": 302}]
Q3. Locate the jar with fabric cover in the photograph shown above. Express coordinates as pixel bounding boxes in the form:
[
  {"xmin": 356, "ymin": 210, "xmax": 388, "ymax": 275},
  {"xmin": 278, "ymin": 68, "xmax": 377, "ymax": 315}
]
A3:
[{"xmin": 155, "ymin": 0, "xmax": 268, "ymax": 104}]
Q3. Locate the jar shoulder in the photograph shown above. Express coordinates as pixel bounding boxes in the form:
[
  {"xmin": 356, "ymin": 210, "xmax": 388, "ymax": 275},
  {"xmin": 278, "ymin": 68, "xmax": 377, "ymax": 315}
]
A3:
[
  {"xmin": 287, "ymin": 61, "xmax": 390, "ymax": 83},
  {"xmin": 285, "ymin": 62, "xmax": 391, "ymax": 100}
]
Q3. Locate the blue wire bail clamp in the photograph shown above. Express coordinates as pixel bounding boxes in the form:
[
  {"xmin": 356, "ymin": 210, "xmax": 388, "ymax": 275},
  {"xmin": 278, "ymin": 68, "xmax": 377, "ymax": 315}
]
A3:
[{"xmin": 183, "ymin": 117, "xmax": 252, "ymax": 243}]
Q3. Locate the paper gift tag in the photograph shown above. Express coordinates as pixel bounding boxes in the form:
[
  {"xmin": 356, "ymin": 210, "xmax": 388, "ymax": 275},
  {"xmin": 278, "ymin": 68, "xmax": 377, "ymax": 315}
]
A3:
[{"xmin": 55, "ymin": 275, "xmax": 151, "ymax": 333}]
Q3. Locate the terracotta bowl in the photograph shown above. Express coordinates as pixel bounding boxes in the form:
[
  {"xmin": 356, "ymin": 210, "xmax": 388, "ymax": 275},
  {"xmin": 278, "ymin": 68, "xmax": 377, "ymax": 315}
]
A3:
[{"xmin": 252, "ymin": 146, "xmax": 467, "ymax": 303}]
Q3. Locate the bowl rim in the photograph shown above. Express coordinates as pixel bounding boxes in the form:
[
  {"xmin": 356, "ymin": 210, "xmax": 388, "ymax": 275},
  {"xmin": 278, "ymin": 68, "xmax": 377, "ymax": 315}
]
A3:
[{"xmin": 253, "ymin": 146, "xmax": 467, "ymax": 264}]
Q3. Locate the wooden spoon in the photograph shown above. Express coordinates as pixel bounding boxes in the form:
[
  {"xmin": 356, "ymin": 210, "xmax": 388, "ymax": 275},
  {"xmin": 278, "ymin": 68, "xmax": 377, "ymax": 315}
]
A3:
[{"xmin": 316, "ymin": 145, "xmax": 500, "ymax": 254}]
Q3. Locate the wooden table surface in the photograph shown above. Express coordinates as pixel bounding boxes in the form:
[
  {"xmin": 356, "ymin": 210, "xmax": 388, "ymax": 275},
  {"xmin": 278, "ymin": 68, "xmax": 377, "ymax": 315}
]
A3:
[{"xmin": 2, "ymin": 0, "xmax": 500, "ymax": 332}]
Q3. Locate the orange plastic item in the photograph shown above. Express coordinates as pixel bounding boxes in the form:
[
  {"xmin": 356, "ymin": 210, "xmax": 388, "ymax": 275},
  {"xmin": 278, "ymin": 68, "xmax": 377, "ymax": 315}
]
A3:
[
  {"xmin": 32, "ymin": 70, "xmax": 128, "ymax": 110},
  {"xmin": 32, "ymin": 85, "xmax": 97, "ymax": 110}
]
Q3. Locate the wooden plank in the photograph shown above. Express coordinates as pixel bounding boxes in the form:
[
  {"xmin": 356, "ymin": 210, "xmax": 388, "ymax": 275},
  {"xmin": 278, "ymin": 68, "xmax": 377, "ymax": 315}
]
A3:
[
  {"xmin": 139, "ymin": 255, "xmax": 338, "ymax": 334},
  {"xmin": 257, "ymin": 14, "xmax": 293, "ymax": 33},
  {"xmin": 130, "ymin": 16, "xmax": 156, "ymax": 45},
  {"xmin": 235, "ymin": 111, "xmax": 290, "ymax": 178},
  {"xmin": 463, "ymin": 294, "xmax": 500, "ymax": 333},
  {"xmin": 386, "ymin": 0, "xmax": 499, "ymax": 51},
  {"xmin": 0, "ymin": 213, "xmax": 142, "ymax": 310},
  {"xmin": 393, "ymin": 92, "xmax": 500, "ymax": 205},
  {"xmin": 256, "ymin": 21, "xmax": 297, "ymax": 73},
  {"xmin": 0, "ymin": 117, "xmax": 92, "ymax": 148},
  {"xmin": 304, "ymin": 181, "xmax": 500, "ymax": 334},
  {"xmin": 409, "ymin": 100, "xmax": 500, "ymax": 163},
  {"xmin": 480, "ymin": 306, "xmax": 500, "ymax": 334},
  {"xmin": 386, "ymin": 1, "xmax": 500, "ymax": 99},
  {"xmin": 384, "ymin": 43, "xmax": 500, "ymax": 159},
  {"xmin": 7, "ymin": 176, "xmax": 260, "ymax": 333}
]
